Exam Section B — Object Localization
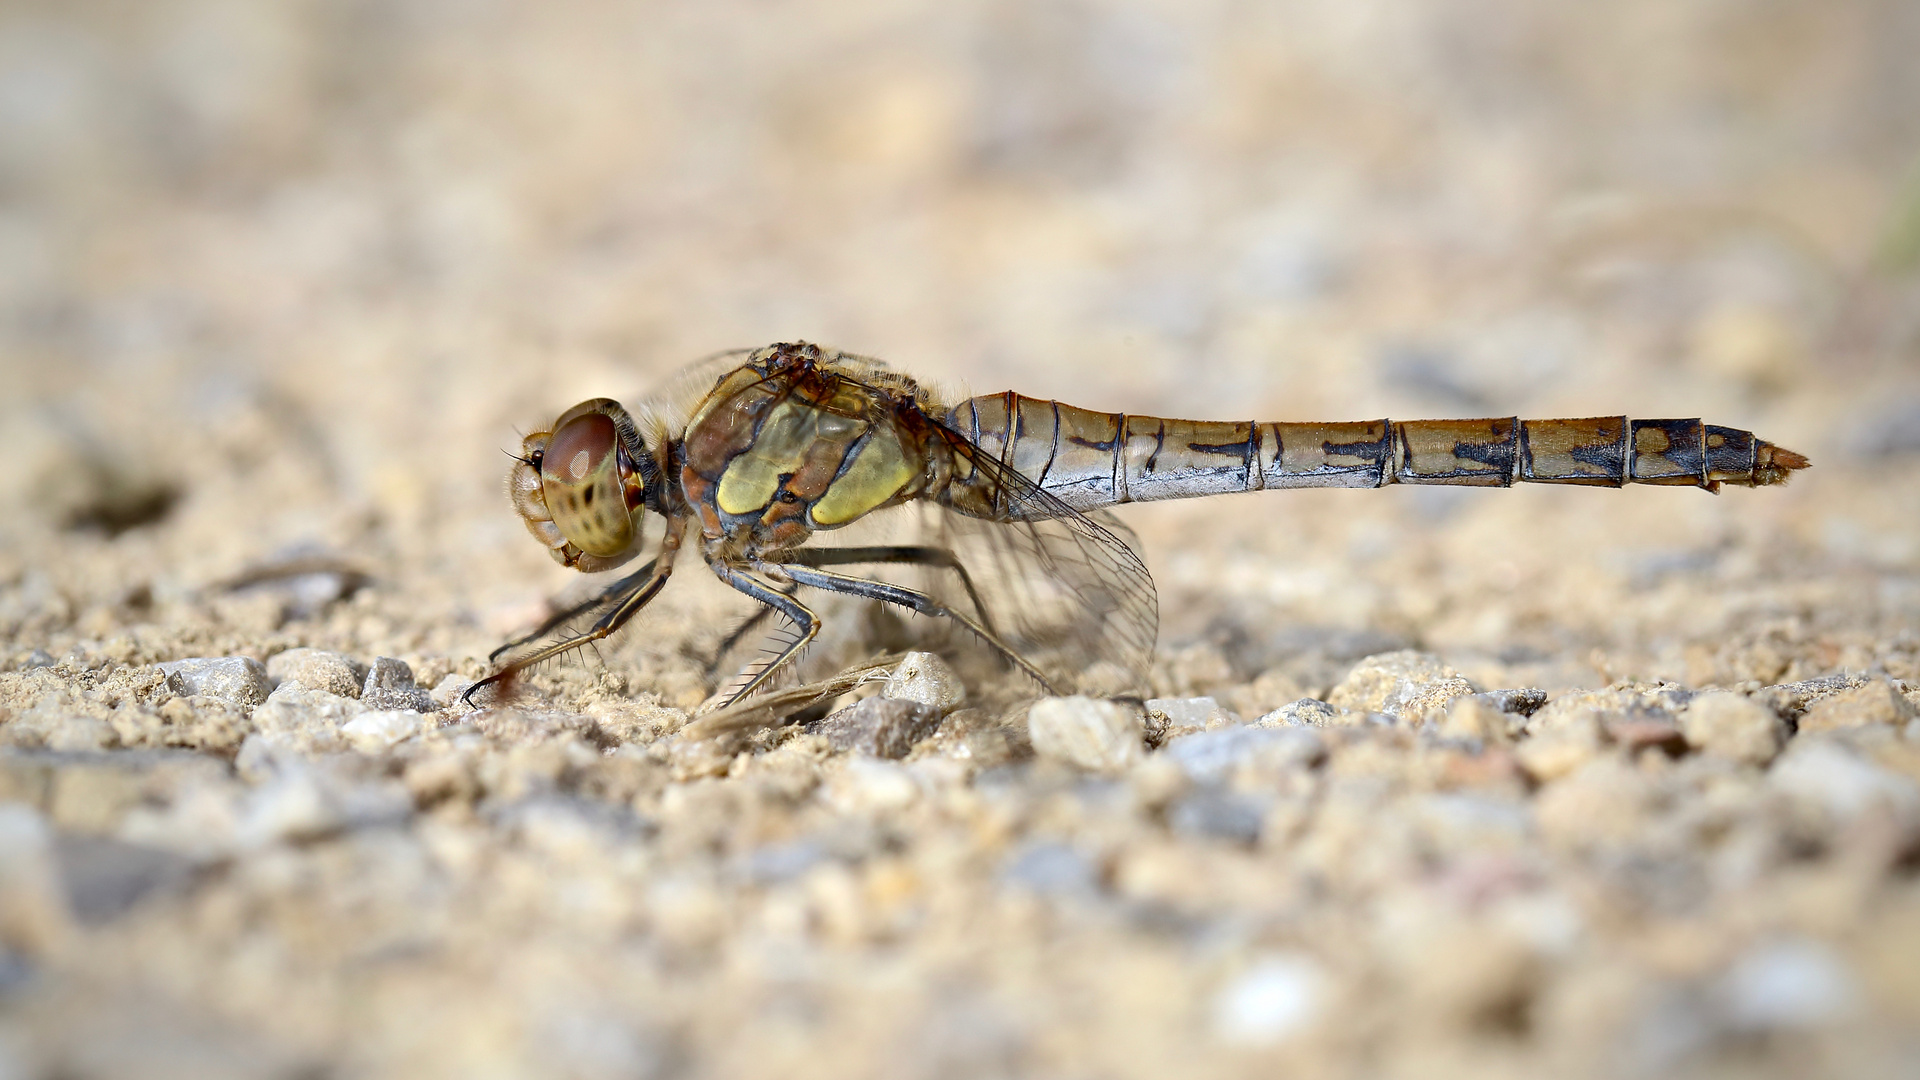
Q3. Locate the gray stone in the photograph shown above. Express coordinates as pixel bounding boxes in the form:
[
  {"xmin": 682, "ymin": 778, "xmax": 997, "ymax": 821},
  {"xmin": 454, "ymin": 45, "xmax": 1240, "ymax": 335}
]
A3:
[
  {"xmin": 1000, "ymin": 840, "xmax": 1098, "ymax": 897},
  {"xmin": 1168, "ymin": 788, "xmax": 1268, "ymax": 845},
  {"xmin": 1467, "ymin": 688, "xmax": 1548, "ymax": 717},
  {"xmin": 1027, "ymin": 696, "xmax": 1145, "ymax": 773},
  {"xmin": 1754, "ymin": 673, "xmax": 1871, "ymax": 722},
  {"xmin": 156, "ymin": 656, "xmax": 271, "ymax": 707},
  {"xmin": 52, "ymin": 835, "xmax": 197, "ymax": 926},
  {"xmin": 1796, "ymin": 679, "xmax": 1917, "ymax": 733},
  {"xmin": 361, "ymin": 656, "xmax": 434, "ymax": 712},
  {"xmin": 813, "ymin": 697, "xmax": 940, "ymax": 759}
]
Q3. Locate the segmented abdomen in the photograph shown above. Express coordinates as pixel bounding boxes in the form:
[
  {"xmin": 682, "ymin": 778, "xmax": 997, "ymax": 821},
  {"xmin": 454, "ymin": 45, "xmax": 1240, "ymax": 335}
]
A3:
[{"xmin": 946, "ymin": 393, "xmax": 1808, "ymax": 513}]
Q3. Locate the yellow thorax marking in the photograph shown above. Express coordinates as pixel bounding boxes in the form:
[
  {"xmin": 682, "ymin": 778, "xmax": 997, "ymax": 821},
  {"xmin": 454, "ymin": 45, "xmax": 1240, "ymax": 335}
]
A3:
[
  {"xmin": 714, "ymin": 399, "xmax": 864, "ymax": 516},
  {"xmin": 811, "ymin": 425, "xmax": 917, "ymax": 526}
]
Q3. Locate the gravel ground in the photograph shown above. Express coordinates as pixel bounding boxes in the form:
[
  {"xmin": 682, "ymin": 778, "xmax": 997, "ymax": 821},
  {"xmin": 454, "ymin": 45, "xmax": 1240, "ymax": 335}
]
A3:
[{"xmin": 3, "ymin": 2, "xmax": 1920, "ymax": 1078}]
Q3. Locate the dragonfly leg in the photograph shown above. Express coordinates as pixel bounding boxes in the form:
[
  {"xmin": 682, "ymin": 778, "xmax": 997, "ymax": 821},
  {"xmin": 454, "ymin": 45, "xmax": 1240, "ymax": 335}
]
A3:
[
  {"xmin": 776, "ymin": 545, "xmax": 999, "ymax": 635},
  {"xmin": 708, "ymin": 562, "xmax": 822, "ymax": 705},
  {"xmin": 771, "ymin": 562, "xmax": 1060, "ymax": 695},
  {"xmin": 706, "ymin": 601, "xmax": 780, "ymax": 676},
  {"xmin": 488, "ymin": 557, "xmax": 659, "ymax": 663},
  {"xmin": 463, "ymin": 559, "xmax": 674, "ymax": 707}
]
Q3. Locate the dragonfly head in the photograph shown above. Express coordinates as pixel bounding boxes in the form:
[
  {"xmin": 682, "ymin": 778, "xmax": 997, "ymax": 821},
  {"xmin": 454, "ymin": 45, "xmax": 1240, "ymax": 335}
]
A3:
[{"xmin": 508, "ymin": 398, "xmax": 660, "ymax": 572}]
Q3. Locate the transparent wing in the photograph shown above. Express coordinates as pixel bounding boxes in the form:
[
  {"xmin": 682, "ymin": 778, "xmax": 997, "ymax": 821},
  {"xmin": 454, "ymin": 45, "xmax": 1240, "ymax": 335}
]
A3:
[
  {"xmin": 797, "ymin": 438, "xmax": 1158, "ymax": 698},
  {"xmin": 927, "ymin": 429, "xmax": 1158, "ymax": 696}
]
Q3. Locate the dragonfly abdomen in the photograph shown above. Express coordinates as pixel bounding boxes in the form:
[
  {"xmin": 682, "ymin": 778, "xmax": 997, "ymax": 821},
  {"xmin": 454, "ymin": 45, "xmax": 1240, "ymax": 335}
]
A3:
[{"xmin": 949, "ymin": 393, "xmax": 1808, "ymax": 511}]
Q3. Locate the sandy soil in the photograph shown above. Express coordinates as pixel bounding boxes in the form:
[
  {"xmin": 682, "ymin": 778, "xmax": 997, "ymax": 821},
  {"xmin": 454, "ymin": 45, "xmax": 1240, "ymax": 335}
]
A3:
[{"xmin": 3, "ymin": 2, "xmax": 1920, "ymax": 1077}]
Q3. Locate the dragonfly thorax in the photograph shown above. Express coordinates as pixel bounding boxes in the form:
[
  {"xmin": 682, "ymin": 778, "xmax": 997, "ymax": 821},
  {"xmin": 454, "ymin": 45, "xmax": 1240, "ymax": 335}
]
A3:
[{"xmin": 678, "ymin": 352, "xmax": 933, "ymax": 553}]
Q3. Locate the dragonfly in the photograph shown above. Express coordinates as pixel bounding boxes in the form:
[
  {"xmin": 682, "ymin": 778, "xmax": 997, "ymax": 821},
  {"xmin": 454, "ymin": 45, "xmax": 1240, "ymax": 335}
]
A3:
[{"xmin": 466, "ymin": 341, "xmax": 1808, "ymax": 707}]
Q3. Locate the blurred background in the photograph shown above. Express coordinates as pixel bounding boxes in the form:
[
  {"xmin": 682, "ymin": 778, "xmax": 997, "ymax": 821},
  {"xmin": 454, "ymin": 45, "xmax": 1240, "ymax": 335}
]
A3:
[{"xmin": 4, "ymin": 2, "xmax": 1920, "ymax": 1077}]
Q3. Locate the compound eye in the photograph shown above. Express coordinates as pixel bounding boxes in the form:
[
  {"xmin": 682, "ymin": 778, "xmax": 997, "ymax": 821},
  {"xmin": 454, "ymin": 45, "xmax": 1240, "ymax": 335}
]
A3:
[{"xmin": 540, "ymin": 412, "xmax": 637, "ymax": 557}]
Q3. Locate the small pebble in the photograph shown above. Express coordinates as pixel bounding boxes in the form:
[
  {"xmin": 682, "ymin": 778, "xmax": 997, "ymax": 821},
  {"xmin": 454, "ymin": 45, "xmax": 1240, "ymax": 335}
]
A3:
[
  {"xmin": 1796, "ymin": 679, "xmax": 1917, "ymax": 732},
  {"xmin": 340, "ymin": 709, "xmax": 424, "ymax": 753},
  {"xmin": 1718, "ymin": 938, "xmax": 1857, "ymax": 1031},
  {"xmin": 827, "ymin": 757, "xmax": 921, "ymax": 813},
  {"xmin": 1768, "ymin": 740, "xmax": 1920, "ymax": 834},
  {"xmin": 881, "ymin": 651, "xmax": 966, "ymax": 714},
  {"xmin": 1681, "ymin": 691, "xmax": 1785, "ymax": 765},
  {"xmin": 1145, "ymin": 696, "xmax": 1241, "ymax": 729},
  {"xmin": 1213, "ymin": 953, "xmax": 1327, "ymax": 1045},
  {"xmin": 1027, "ymin": 696, "xmax": 1145, "ymax": 773},
  {"xmin": 250, "ymin": 684, "xmax": 367, "ymax": 754},
  {"xmin": 238, "ymin": 771, "xmax": 344, "ymax": 847},
  {"xmin": 1253, "ymin": 698, "xmax": 1342, "ymax": 728},
  {"xmin": 266, "ymin": 648, "xmax": 366, "ymax": 698},
  {"xmin": 1468, "ymin": 688, "xmax": 1549, "ymax": 717},
  {"xmin": 430, "ymin": 673, "xmax": 476, "ymax": 709},
  {"xmin": 813, "ymin": 697, "xmax": 940, "ymax": 759},
  {"xmin": 156, "ymin": 656, "xmax": 271, "ymax": 707},
  {"xmin": 361, "ymin": 657, "xmax": 434, "ymax": 712},
  {"xmin": 1328, "ymin": 650, "xmax": 1477, "ymax": 724}
]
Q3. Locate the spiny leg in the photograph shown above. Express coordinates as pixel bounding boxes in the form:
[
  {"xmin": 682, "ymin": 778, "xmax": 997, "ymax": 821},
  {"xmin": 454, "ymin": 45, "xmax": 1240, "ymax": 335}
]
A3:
[
  {"xmin": 708, "ymin": 561, "xmax": 823, "ymax": 705},
  {"xmin": 772, "ymin": 562, "xmax": 1060, "ymax": 695},
  {"xmin": 706, "ymin": 602, "xmax": 778, "ymax": 676},
  {"xmin": 489, "ymin": 557, "xmax": 659, "ymax": 663},
  {"xmin": 776, "ymin": 545, "xmax": 1000, "ymax": 635},
  {"xmin": 463, "ymin": 562, "xmax": 674, "ymax": 707}
]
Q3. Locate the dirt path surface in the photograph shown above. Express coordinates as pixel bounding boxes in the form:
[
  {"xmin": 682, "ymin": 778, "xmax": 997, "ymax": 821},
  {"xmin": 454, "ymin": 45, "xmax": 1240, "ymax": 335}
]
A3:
[{"xmin": 4, "ymin": 2, "xmax": 1920, "ymax": 1077}]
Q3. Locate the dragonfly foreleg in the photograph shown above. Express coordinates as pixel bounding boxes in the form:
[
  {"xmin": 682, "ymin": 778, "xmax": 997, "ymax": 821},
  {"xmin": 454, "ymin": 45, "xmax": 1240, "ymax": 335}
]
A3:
[
  {"xmin": 488, "ymin": 557, "xmax": 660, "ymax": 663},
  {"xmin": 776, "ymin": 545, "xmax": 999, "ymax": 635},
  {"xmin": 771, "ymin": 562, "xmax": 1059, "ymax": 695},
  {"xmin": 709, "ymin": 562, "xmax": 822, "ymax": 705},
  {"xmin": 464, "ymin": 559, "xmax": 674, "ymax": 707}
]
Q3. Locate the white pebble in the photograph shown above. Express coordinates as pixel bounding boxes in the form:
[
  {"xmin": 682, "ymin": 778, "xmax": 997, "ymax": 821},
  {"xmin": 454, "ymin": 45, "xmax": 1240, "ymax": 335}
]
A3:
[
  {"xmin": 1213, "ymin": 953, "xmax": 1327, "ymax": 1045},
  {"xmin": 882, "ymin": 651, "xmax": 967, "ymax": 713},
  {"xmin": 828, "ymin": 757, "xmax": 922, "ymax": 813},
  {"xmin": 1027, "ymin": 696, "xmax": 1145, "ymax": 773},
  {"xmin": 238, "ymin": 771, "xmax": 343, "ymax": 847},
  {"xmin": 156, "ymin": 656, "xmax": 271, "ymax": 706},
  {"xmin": 1719, "ymin": 938, "xmax": 1857, "ymax": 1030},
  {"xmin": 1146, "ymin": 696, "xmax": 1239, "ymax": 729},
  {"xmin": 341, "ymin": 709, "xmax": 424, "ymax": 753}
]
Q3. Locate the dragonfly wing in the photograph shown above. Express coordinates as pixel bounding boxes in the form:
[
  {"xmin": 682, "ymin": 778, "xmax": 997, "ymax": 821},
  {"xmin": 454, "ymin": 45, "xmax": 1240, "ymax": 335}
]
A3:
[{"xmin": 923, "ymin": 495, "xmax": 1157, "ymax": 696}]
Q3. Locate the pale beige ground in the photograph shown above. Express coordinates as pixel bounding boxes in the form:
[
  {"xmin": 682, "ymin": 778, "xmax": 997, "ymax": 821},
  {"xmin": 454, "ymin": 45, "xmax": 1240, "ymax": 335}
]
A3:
[{"xmin": 3, "ymin": 2, "xmax": 1920, "ymax": 1078}]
